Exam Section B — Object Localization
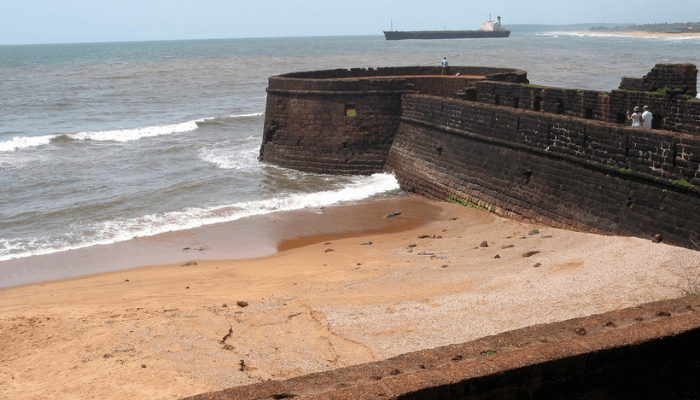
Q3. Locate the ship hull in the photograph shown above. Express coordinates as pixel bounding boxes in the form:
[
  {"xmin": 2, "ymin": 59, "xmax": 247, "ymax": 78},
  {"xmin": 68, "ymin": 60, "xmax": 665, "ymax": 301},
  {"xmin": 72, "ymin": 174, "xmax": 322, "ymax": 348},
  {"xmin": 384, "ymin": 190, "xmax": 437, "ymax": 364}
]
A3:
[{"xmin": 383, "ymin": 30, "xmax": 510, "ymax": 40}]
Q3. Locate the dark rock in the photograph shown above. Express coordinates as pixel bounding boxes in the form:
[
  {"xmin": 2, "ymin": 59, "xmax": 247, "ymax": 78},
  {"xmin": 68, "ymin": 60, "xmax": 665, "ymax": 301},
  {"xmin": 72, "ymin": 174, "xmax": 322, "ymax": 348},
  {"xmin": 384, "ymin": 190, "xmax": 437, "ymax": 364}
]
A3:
[
  {"xmin": 480, "ymin": 241, "xmax": 488, "ymax": 247},
  {"xmin": 237, "ymin": 301, "xmax": 249, "ymax": 308},
  {"xmin": 325, "ymin": 248, "xmax": 334, "ymax": 253},
  {"xmin": 494, "ymin": 255, "xmax": 500, "ymax": 259},
  {"xmin": 533, "ymin": 263, "xmax": 542, "ymax": 268},
  {"xmin": 182, "ymin": 261, "xmax": 197, "ymax": 267},
  {"xmin": 575, "ymin": 328, "xmax": 587, "ymax": 336},
  {"xmin": 502, "ymin": 245, "xmax": 515, "ymax": 249},
  {"xmin": 652, "ymin": 234, "xmax": 662, "ymax": 243},
  {"xmin": 529, "ymin": 230, "xmax": 539, "ymax": 235},
  {"xmin": 386, "ymin": 212, "xmax": 402, "ymax": 219},
  {"xmin": 408, "ymin": 244, "xmax": 417, "ymax": 248},
  {"xmin": 361, "ymin": 242, "xmax": 372, "ymax": 245},
  {"xmin": 542, "ymin": 235, "xmax": 553, "ymax": 239},
  {"xmin": 523, "ymin": 251, "xmax": 540, "ymax": 258}
]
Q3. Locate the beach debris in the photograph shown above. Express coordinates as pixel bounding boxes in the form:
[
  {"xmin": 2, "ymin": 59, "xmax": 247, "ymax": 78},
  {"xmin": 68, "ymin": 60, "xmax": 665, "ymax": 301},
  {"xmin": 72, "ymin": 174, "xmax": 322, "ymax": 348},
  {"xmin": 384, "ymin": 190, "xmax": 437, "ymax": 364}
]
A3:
[
  {"xmin": 657, "ymin": 311, "xmax": 672, "ymax": 317},
  {"xmin": 437, "ymin": 255, "xmax": 446, "ymax": 259},
  {"xmin": 452, "ymin": 354, "xmax": 463, "ymax": 361},
  {"xmin": 502, "ymin": 245, "xmax": 514, "ymax": 249},
  {"xmin": 529, "ymin": 229, "xmax": 540, "ymax": 235},
  {"xmin": 533, "ymin": 263, "xmax": 542, "ymax": 268},
  {"xmin": 418, "ymin": 234, "xmax": 435, "ymax": 239},
  {"xmin": 325, "ymin": 248, "xmax": 334, "ymax": 253},
  {"xmin": 221, "ymin": 327, "xmax": 233, "ymax": 344},
  {"xmin": 436, "ymin": 235, "xmax": 442, "ymax": 239},
  {"xmin": 142, "ymin": 364, "xmax": 147, "ymax": 368},
  {"xmin": 574, "ymin": 328, "xmax": 587, "ymax": 336},
  {"xmin": 652, "ymin": 233, "xmax": 663, "ymax": 243},
  {"xmin": 325, "ymin": 242, "xmax": 332, "ymax": 245},
  {"xmin": 450, "ymin": 217, "xmax": 459, "ymax": 220},
  {"xmin": 182, "ymin": 261, "xmax": 197, "ymax": 267},
  {"xmin": 407, "ymin": 249, "xmax": 413, "ymax": 253},
  {"xmin": 386, "ymin": 212, "xmax": 402, "ymax": 219},
  {"xmin": 239, "ymin": 360, "xmax": 246, "ymax": 371},
  {"xmin": 605, "ymin": 321, "xmax": 617, "ymax": 327},
  {"xmin": 480, "ymin": 241, "xmax": 488, "ymax": 247},
  {"xmin": 408, "ymin": 244, "xmax": 417, "ymax": 248},
  {"xmin": 542, "ymin": 235, "xmax": 553, "ymax": 239},
  {"xmin": 361, "ymin": 242, "xmax": 372, "ymax": 245},
  {"xmin": 440, "ymin": 265, "xmax": 449, "ymax": 268},
  {"xmin": 354, "ymin": 267, "xmax": 361, "ymax": 270},
  {"xmin": 522, "ymin": 251, "xmax": 540, "ymax": 258},
  {"xmin": 236, "ymin": 301, "xmax": 249, "ymax": 308},
  {"xmin": 417, "ymin": 251, "xmax": 434, "ymax": 255},
  {"xmin": 180, "ymin": 246, "xmax": 208, "ymax": 251}
]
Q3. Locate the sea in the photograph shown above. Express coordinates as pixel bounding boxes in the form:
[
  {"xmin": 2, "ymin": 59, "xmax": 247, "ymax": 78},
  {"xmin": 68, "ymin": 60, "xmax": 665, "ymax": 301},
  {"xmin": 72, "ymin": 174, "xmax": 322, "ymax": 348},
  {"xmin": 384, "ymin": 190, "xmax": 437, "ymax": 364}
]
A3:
[{"xmin": 2, "ymin": 32, "xmax": 699, "ymax": 287}]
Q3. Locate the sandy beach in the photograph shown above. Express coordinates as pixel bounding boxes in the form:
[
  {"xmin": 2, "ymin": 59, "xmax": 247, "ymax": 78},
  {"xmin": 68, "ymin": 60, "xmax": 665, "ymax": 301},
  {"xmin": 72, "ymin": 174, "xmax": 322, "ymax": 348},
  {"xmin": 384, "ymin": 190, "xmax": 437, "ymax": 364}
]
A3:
[{"xmin": 2, "ymin": 196, "xmax": 699, "ymax": 399}]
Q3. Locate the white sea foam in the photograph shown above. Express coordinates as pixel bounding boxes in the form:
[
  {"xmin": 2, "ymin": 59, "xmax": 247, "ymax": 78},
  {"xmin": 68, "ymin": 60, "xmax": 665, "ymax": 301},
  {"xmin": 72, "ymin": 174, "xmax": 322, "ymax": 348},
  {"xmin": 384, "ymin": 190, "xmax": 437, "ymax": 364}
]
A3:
[
  {"xmin": 0, "ymin": 134, "xmax": 56, "ymax": 152},
  {"xmin": 200, "ymin": 145, "xmax": 260, "ymax": 171},
  {"xmin": 70, "ymin": 120, "xmax": 199, "ymax": 142},
  {"xmin": 0, "ymin": 173, "xmax": 401, "ymax": 262}
]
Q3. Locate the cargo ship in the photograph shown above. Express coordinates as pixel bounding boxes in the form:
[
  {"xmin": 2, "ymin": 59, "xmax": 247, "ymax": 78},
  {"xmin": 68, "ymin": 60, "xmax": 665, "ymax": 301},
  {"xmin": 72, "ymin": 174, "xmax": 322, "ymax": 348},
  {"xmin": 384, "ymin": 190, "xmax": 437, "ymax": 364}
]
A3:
[{"xmin": 383, "ymin": 15, "xmax": 510, "ymax": 40}]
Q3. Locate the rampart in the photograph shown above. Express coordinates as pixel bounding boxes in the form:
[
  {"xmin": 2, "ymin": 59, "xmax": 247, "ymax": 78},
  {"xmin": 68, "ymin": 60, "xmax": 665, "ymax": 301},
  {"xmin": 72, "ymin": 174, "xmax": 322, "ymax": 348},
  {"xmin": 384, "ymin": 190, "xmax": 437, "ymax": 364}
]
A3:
[
  {"xmin": 259, "ymin": 64, "xmax": 700, "ymax": 248},
  {"xmin": 259, "ymin": 67, "xmax": 527, "ymax": 174}
]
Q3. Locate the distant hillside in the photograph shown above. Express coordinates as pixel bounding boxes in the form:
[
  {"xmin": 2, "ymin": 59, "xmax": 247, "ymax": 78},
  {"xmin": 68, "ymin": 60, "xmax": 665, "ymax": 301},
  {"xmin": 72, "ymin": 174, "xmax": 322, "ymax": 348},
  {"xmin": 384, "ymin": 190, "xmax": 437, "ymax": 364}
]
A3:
[
  {"xmin": 590, "ymin": 21, "xmax": 700, "ymax": 33},
  {"xmin": 504, "ymin": 22, "xmax": 700, "ymax": 34}
]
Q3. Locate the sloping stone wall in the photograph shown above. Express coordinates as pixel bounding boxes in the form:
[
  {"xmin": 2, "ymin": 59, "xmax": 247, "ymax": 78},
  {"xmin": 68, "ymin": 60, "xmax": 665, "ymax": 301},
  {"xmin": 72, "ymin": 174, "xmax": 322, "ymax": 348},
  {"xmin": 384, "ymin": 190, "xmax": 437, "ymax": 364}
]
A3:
[{"xmin": 384, "ymin": 94, "xmax": 700, "ymax": 248}]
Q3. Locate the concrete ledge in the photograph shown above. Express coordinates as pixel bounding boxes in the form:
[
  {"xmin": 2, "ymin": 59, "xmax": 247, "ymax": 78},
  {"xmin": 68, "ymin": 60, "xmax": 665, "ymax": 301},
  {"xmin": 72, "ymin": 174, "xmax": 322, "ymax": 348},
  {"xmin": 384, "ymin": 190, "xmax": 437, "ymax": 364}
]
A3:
[{"xmin": 183, "ymin": 296, "xmax": 700, "ymax": 400}]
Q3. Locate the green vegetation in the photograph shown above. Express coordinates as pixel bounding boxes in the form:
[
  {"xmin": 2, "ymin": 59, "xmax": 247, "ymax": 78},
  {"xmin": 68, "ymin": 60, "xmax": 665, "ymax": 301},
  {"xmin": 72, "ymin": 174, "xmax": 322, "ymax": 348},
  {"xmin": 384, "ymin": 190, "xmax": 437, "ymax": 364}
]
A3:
[
  {"xmin": 669, "ymin": 178, "xmax": 694, "ymax": 187},
  {"xmin": 445, "ymin": 193, "xmax": 491, "ymax": 212},
  {"xmin": 481, "ymin": 350, "xmax": 496, "ymax": 356}
]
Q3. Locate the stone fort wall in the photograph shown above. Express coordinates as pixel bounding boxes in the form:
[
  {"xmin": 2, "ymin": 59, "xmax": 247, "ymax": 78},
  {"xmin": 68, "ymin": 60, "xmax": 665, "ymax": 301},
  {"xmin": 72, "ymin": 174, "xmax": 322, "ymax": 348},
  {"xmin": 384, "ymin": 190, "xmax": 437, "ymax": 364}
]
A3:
[{"xmin": 259, "ymin": 64, "xmax": 700, "ymax": 248}]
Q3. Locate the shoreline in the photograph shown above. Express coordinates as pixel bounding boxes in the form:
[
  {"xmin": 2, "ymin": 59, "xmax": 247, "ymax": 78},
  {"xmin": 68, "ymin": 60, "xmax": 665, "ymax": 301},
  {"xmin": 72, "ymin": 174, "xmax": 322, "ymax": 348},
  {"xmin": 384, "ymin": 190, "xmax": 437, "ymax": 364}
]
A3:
[
  {"xmin": 2, "ymin": 196, "xmax": 699, "ymax": 399},
  {"xmin": 0, "ymin": 195, "xmax": 437, "ymax": 289}
]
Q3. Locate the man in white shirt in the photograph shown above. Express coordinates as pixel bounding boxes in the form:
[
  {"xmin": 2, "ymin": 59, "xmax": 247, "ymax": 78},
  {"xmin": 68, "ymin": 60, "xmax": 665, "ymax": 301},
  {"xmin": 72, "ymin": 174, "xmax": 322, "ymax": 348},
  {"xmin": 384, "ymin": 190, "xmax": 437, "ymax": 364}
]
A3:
[{"xmin": 642, "ymin": 105, "xmax": 653, "ymax": 129}]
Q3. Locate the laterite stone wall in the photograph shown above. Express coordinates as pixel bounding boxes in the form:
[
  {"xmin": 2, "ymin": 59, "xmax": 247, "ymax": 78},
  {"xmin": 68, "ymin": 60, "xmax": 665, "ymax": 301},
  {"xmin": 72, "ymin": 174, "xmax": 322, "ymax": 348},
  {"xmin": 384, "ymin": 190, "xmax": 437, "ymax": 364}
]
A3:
[
  {"xmin": 384, "ymin": 94, "xmax": 700, "ymax": 248},
  {"xmin": 258, "ymin": 67, "xmax": 527, "ymax": 174}
]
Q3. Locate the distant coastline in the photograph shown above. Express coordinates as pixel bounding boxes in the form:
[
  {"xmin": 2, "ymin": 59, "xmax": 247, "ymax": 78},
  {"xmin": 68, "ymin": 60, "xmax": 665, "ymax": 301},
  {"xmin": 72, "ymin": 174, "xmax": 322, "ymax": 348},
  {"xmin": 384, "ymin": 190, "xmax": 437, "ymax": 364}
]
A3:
[{"xmin": 575, "ymin": 30, "xmax": 700, "ymax": 38}]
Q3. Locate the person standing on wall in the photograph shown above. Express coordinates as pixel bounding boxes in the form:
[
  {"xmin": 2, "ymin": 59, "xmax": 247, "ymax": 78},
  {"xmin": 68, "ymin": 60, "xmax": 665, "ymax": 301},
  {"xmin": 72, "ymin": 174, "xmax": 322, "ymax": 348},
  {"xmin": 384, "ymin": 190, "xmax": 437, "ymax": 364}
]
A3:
[
  {"xmin": 641, "ymin": 105, "xmax": 653, "ymax": 129},
  {"xmin": 441, "ymin": 57, "xmax": 448, "ymax": 75},
  {"xmin": 627, "ymin": 106, "xmax": 643, "ymax": 127}
]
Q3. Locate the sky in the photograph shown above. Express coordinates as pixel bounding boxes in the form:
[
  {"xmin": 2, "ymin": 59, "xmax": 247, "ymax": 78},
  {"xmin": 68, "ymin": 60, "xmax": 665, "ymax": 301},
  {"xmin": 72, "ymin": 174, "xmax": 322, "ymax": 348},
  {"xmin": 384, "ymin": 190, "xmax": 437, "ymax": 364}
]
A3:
[{"xmin": 2, "ymin": 0, "xmax": 699, "ymax": 45}]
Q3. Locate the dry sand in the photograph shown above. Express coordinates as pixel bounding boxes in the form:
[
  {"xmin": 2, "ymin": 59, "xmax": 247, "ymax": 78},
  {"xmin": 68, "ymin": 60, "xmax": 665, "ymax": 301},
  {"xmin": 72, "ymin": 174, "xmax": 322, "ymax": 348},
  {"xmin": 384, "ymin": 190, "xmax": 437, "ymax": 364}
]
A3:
[{"xmin": 2, "ymin": 196, "xmax": 699, "ymax": 399}]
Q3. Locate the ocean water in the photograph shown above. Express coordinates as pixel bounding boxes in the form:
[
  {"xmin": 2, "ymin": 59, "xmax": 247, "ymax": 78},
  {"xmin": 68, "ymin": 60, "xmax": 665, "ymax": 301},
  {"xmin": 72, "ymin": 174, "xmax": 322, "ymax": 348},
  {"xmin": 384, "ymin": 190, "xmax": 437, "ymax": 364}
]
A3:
[{"xmin": 1, "ymin": 33, "xmax": 699, "ymax": 278}]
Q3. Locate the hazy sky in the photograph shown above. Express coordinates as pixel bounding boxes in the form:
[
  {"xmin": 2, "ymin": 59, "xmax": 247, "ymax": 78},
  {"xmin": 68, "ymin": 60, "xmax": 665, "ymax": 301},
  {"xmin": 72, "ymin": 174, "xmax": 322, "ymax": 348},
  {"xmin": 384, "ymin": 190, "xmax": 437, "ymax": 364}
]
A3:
[{"xmin": 2, "ymin": 0, "xmax": 699, "ymax": 45}]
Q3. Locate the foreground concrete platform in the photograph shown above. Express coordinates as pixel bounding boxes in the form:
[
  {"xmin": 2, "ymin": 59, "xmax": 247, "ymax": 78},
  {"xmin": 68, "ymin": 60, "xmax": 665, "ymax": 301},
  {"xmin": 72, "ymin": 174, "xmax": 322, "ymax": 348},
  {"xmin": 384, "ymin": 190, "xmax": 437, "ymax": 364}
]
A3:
[{"xmin": 184, "ymin": 296, "xmax": 700, "ymax": 400}]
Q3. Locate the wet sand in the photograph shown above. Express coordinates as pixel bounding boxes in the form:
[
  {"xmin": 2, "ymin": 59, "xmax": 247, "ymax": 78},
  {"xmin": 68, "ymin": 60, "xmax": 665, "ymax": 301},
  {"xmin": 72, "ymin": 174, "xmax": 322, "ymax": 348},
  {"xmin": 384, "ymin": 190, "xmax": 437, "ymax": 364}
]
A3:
[{"xmin": 2, "ymin": 196, "xmax": 699, "ymax": 399}]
